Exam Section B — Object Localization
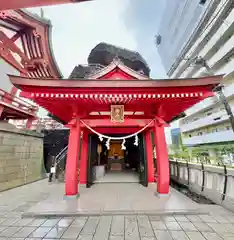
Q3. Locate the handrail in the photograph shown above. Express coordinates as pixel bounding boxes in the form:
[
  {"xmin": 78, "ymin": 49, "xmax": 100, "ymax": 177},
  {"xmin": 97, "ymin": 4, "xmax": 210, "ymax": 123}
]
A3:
[
  {"xmin": 55, "ymin": 145, "xmax": 68, "ymax": 161},
  {"xmin": 0, "ymin": 89, "xmax": 37, "ymax": 109},
  {"xmin": 55, "ymin": 146, "xmax": 68, "ymax": 173},
  {"xmin": 0, "ymin": 88, "xmax": 38, "ymax": 114},
  {"xmin": 10, "ymin": 118, "xmax": 66, "ymax": 130}
]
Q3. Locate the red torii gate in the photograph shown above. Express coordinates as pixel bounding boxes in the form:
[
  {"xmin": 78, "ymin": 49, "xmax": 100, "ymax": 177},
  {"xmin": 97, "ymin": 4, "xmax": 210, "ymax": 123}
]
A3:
[{"xmin": 8, "ymin": 62, "xmax": 223, "ymax": 197}]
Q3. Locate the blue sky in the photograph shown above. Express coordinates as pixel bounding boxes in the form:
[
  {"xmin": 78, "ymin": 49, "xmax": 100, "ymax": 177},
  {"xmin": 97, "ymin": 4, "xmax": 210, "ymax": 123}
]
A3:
[{"xmin": 29, "ymin": 0, "xmax": 174, "ymax": 142}]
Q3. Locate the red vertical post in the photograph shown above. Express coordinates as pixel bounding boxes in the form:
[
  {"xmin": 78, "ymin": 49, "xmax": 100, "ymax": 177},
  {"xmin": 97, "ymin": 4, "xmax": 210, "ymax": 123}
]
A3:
[
  {"xmin": 154, "ymin": 120, "xmax": 170, "ymax": 195},
  {"xmin": 80, "ymin": 130, "xmax": 88, "ymax": 184},
  {"xmin": 10, "ymin": 86, "xmax": 18, "ymax": 96},
  {"xmin": 26, "ymin": 118, "xmax": 34, "ymax": 129},
  {"xmin": 0, "ymin": 106, "xmax": 4, "ymax": 118},
  {"xmin": 145, "ymin": 130, "xmax": 154, "ymax": 183},
  {"xmin": 65, "ymin": 118, "xmax": 81, "ymax": 198}
]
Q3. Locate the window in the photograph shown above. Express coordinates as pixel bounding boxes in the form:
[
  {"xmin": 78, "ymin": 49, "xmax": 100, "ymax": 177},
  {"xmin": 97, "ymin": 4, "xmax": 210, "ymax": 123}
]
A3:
[
  {"xmin": 207, "ymin": 112, "xmax": 212, "ymax": 116},
  {"xmin": 226, "ymin": 126, "xmax": 230, "ymax": 130},
  {"xmin": 189, "ymin": 134, "xmax": 192, "ymax": 138},
  {"xmin": 214, "ymin": 117, "xmax": 221, "ymax": 121},
  {"xmin": 199, "ymin": 0, "xmax": 207, "ymax": 5},
  {"xmin": 198, "ymin": 132, "xmax": 203, "ymax": 136},
  {"xmin": 204, "ymin": 108, "xmax": 213, "ymax": 113}
]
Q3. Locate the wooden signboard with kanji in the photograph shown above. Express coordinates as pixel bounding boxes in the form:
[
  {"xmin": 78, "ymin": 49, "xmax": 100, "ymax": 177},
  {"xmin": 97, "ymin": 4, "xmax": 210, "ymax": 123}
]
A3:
[{"xmin": 111, "ymin": 105, "xmax": 124, "ymax": 123}]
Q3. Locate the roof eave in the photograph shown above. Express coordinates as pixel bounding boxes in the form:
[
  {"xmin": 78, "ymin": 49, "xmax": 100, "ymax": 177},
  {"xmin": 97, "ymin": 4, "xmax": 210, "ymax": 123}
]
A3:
[
  {"xmin": 18, "ymin": 9, "xmax": 63, "ymax": 79},
  {"xmin": 8, "ymin": 74, "xmax": 224, "ymax": 90},
  {"xmin": 47, "ymin": 24, "xmax": 63, "ymax": 78}
]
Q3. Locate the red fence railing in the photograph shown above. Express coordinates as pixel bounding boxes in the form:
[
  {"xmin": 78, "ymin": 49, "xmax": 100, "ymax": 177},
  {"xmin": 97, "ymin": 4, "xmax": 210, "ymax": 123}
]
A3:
[{"xmin": 0, "ymin": 88, "xmax": 38, "ymax": 116}]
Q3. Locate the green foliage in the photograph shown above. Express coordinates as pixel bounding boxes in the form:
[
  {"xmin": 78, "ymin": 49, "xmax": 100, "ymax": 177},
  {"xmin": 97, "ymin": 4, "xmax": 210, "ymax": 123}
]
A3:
[
  {"xmin": 173, "ymin": 142, "xmax": 234, "ymax": 166},
  {"xmin": 169, "ymin": 144, "xmax": 190, "ymax": 161}
]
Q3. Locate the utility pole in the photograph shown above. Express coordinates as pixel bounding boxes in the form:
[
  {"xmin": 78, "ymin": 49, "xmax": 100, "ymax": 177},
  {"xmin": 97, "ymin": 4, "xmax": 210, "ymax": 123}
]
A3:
[
  {"xmin": 214, "ymin": 85, "xmax": 234, "ymax": 133},
  {"xmin": 192, "ymin": 56, "xmax": 234, "ymax": 133}
]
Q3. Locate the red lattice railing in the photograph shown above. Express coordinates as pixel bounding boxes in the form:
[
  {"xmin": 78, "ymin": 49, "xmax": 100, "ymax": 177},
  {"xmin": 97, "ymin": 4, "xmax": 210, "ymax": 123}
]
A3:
[
  {"xmin": 0, "ymin": 88, "xmax": 38, "ymax": 116},
  {"xmin": 10, "ymin": 117, "xmax": 65, "ymax": 130}
]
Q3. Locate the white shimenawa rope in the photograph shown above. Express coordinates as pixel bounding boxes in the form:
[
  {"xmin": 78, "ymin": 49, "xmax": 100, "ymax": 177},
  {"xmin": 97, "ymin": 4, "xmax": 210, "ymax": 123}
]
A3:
[{"xmin": 80, "ymin": 119, "xmax": 155, "ymax": 140}]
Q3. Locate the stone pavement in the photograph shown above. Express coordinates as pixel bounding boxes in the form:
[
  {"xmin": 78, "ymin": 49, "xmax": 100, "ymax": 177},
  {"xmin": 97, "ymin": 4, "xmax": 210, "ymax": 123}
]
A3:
[
  {"xmin": 0, "ymin": 180, "xmax": 234, "ymax": 239},
  {"xmin": 94, "ymin": 171, "xmax": 139, "ymax": 183},
  {"xmin": 1, "ymin": 213, "xmax": 234, "ymax": 239},
  {"xmin": 21, "ymin": 180, "xmax": 215, "ymax": 217}
]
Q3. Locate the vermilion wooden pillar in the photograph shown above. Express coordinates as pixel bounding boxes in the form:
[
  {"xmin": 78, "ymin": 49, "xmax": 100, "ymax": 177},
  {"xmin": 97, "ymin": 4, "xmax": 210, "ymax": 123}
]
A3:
[
  {"xmin": 145, "ymin": 130, "xmax": 154, "ymax": 183},
  {"xmin": 65, "ymin": 118, "xmax": 81, "ymax": 197},
  {"xmin": 79, "ymin": 130, "xmax": 88, "ymax": 184},
  {"xmin": 10, "ymin": 86, "xmax": 18, "ymax": 96},
  {"xmin": 26, "ymin": 118, "xmax": 34, "ymax": 129},
  {"xmin": 154, "ymin": 120, "xmax": 170, "ymax": 194},
  {"xmin": 0, "ymin": 106, "xmax": 4, "ymax": 118}
]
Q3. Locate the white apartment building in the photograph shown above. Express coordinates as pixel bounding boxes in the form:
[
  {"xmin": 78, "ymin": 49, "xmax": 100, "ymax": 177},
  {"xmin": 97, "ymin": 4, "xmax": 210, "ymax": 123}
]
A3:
[{"xmin": 157, "ymin": 0, "xmax": 234, "ymax": 148}]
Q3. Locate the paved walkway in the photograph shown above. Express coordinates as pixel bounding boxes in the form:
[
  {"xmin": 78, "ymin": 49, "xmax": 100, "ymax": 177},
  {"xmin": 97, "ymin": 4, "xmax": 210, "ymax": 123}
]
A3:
[
  {"xmin": 0, "ymin": 214, "xmax": 234, "ymax": 239},
  {"xmin": 0, "ymin": 180, "xmax": 234, "ymax": 239},
  {"xmin": 94, "ymin": 171, "xmax": 139, "ymax": 183},
  {"xmin": 19, "ymin": 180, "xmax": 222, "ymax": 217}
]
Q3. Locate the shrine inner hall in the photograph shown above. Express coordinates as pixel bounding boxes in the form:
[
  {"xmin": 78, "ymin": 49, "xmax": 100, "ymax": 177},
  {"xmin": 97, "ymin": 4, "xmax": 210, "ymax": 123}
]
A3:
[{"xmin": 9, "ymin": 54, "xmax": 223, "ymax": 198}]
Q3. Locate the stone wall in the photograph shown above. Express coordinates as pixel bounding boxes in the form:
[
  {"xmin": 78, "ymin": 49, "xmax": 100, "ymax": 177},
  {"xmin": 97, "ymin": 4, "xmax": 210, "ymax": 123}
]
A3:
[
  {"xmin": 170, "ymin": 160, "xmax": 234, "ymax": 211},
  {"xmin": 0, "ymin": 122, "xmax": 45, "ymax": 191}
]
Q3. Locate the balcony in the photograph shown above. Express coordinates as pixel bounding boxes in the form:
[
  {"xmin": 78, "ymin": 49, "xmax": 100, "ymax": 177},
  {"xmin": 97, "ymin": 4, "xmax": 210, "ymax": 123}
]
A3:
[
  {"xmin": 183, "ymin": 130, "xmax": 234, "ymax": 145},
  {"xmin": 181, "ymin": 108, "xmax": 230, "ymax": 132},
  {"xmin": 223, "ymin": 82, "xmax": 234, "ymax": 98}
]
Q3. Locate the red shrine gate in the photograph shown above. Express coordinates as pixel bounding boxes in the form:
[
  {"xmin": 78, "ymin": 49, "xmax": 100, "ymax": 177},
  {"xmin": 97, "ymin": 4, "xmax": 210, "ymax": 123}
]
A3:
[{"xmin": 8, "ymin": 59, "xmax": 223, "ymax": 198}]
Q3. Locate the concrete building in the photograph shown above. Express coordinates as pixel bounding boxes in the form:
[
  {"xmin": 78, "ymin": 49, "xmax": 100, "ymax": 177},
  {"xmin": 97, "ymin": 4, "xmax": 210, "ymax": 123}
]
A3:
[
  {"xmin": 156, "ymin": 0, "xmax": 213, "ymax": 74},
  {"xmin": 157, "ymin": 0, "xmax": 234, "ymax": 151},
  {"xmin": 171, "ymin": 128, "xmax": 182, "ymax": 148}
]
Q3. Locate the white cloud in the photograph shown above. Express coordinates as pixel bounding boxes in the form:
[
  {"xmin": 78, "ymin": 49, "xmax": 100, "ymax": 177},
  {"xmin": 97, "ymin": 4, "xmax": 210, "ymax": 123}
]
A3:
[{"xmin": 29, "ymin": 0, "xmax": 137, "ymax": 77}]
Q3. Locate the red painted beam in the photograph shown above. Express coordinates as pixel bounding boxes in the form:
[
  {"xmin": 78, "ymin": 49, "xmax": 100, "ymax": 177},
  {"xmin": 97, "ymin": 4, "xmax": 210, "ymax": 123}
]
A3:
[
  {"xmin": 0, "ymin": 42, "xmax": 27, "ymax": 74},
  {"xmin": 91, "ymin": 127, "xmax": 146, "ymax": 134},
  {"xmin": 82, "ymin": 115, "xmax": 153, "ymax": 120},
  {"xmin": 0, "ymin": 0, "xmax": 90, "ymax": 11},
  {"xmin": 81, "ymin": 119, "xmax": 154, "ymax": 128}
]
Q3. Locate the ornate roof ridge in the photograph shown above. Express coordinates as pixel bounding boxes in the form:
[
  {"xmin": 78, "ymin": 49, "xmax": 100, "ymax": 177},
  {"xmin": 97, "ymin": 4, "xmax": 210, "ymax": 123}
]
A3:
[{"xmin": 87, "ymin": 58, "xmax": 149, "ymax": 80}]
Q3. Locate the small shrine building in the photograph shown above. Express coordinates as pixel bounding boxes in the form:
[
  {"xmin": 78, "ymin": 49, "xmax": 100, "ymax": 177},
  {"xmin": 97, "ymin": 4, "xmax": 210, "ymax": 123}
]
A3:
[{"xmin": 8, "ymin": 58, "xmax": 223, "ymax": 198}]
